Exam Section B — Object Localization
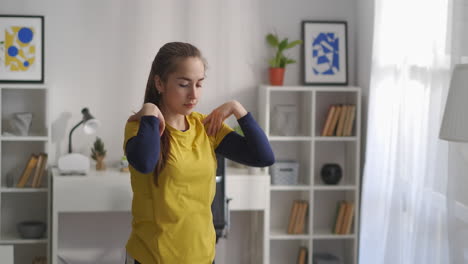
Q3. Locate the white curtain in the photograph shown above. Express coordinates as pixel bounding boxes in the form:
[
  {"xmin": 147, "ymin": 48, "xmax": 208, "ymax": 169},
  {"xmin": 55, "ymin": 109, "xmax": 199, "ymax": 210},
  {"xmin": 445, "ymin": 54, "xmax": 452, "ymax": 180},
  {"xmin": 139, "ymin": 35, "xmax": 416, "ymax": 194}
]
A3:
[{"xmin": 359, "ymin": 0, "xmax": 453, "ymax": 262}]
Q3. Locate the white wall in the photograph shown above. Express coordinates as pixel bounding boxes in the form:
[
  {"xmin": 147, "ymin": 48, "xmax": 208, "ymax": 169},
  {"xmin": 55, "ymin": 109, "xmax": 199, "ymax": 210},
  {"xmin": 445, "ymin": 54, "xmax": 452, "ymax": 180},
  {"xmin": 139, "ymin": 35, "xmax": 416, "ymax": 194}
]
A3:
[
  {"xmin": 356, "ymin": 0, "xmax": 374, "ymax": 174},
  {"xmin": 1, "ymin": 0, "xmax": 358, "ymax": 165},
  {"xmin": 1, "ymin": 0, "xmax": 359, "ymax": 263}
]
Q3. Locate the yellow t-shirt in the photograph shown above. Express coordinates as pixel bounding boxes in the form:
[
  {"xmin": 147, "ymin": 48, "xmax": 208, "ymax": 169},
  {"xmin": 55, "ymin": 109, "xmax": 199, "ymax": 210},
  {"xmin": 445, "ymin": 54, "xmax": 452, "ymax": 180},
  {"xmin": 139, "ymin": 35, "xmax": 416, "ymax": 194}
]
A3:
[{"xmin": 123, "ymin": 111, "xmax": 233, "ymax": 264}]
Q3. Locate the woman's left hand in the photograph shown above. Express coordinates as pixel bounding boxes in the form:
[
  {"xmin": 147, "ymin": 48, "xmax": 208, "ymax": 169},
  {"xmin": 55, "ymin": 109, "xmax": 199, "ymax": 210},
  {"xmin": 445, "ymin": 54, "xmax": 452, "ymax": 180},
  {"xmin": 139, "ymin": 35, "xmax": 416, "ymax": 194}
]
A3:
[{"xmin": 203, "ymin": 100, "xmax": 247, "ymax": 136}]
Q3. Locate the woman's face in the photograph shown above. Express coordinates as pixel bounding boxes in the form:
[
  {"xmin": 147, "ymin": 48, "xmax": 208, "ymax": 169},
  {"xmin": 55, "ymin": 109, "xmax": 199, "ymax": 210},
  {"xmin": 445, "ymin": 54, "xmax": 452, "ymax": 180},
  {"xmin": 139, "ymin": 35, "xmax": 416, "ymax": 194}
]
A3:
[{"xmin": 157, "ymin": 57, "xmax": 205, "ymax": 116}]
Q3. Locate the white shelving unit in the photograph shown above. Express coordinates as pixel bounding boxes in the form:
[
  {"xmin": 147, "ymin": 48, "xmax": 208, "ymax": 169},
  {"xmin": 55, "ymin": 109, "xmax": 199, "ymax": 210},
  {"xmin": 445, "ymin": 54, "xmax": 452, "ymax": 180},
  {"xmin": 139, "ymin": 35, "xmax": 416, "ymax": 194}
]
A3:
[
  {"xmin": 0, "ymin": 85, "xmax": 50, "ymax": 264},
  {"xmin": 258, "ymin": 85, "xmax": 361, "ymax": 264}
]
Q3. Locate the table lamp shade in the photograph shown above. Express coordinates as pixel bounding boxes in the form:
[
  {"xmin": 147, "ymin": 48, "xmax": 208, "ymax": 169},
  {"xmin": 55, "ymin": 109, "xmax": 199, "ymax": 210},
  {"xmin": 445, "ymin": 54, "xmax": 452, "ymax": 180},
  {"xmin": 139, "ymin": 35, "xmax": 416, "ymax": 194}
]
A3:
[
  {"xmin": 83, "ymin": 119, "xmax": 99, "ymax": 134},
  {"xmin": 439, "ymin": 64, "xmax": 468, "ymax": 142}
]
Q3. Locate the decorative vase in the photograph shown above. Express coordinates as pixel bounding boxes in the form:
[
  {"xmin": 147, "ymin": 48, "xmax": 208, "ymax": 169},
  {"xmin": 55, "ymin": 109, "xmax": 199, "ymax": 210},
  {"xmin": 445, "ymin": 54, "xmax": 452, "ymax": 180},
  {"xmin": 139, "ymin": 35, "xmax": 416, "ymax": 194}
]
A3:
[
  {"xmin": 96, "ymin": 155, "xmax": 106, "ymax": 171},
  {"xmin": 269, "ymin": 67, "xmax": 285, "ymax": 86},
  {"xmin": 320, "ymin": 163, "xmax": 342, "ymax": 185}
]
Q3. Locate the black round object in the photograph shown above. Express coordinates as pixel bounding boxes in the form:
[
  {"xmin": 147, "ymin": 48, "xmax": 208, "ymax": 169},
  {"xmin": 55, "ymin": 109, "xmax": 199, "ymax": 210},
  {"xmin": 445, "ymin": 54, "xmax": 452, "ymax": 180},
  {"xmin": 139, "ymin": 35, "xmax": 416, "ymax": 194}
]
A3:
[
  {"xmin": 320, "ymin": 163, "xmax": 342, "ymax": 185},
  {"xmin": 17, "ymin": 221, "xmax": 46, "ymax": 239}
]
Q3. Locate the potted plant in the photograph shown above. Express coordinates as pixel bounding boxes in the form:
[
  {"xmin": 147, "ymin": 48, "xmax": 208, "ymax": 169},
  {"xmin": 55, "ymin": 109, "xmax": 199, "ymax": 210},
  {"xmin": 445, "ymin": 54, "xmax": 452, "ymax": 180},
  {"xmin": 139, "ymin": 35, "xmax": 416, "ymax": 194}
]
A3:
[
  {"xmin": 91, "ymin": 137, "xmax": 107, "ymax": 171},
  {"xmin": 266, "ymin": 33, "xmax": 302, "ymax": 85}
]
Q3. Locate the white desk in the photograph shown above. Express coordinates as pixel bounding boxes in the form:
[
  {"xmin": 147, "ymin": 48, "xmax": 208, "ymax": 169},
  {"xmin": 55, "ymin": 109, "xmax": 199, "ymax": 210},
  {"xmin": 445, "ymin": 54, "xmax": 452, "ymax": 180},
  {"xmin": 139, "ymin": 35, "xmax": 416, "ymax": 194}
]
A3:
[{"xmin": 51, "ymin": 167, "xmax": 269, "ymax": 264}]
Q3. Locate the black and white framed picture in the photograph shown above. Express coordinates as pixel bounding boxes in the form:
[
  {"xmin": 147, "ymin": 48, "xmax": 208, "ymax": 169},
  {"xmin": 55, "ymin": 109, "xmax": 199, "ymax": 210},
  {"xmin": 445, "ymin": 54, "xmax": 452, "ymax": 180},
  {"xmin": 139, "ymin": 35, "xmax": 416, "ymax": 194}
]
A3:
[
  {"xmin": 0, "ymin": 15, "xmax": 44, "ymax": 83},
  {"xmin": 302, "ymin": 21, "xmax": 348, "ymax": 85}
]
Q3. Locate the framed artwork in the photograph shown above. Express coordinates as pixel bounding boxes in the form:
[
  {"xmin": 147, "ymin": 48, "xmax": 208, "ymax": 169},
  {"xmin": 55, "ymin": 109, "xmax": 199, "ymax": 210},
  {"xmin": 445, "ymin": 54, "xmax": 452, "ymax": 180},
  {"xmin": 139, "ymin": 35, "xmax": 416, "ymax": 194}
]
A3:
[
  {"xmin": 302, "ymin": 21, "xmax": 348, "ymax": 85},
  {"xmin": 0, "ymin": 15, "xmax": 44, "ymax": 83}
]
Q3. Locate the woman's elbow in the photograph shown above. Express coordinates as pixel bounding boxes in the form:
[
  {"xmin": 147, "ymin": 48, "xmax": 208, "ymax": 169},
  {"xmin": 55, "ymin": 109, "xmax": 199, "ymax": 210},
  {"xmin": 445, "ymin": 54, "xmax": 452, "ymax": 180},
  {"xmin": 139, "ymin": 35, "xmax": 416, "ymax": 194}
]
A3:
[{"xmin": 258, "ymin": 152, "xmax": 275, "ymax": 167}]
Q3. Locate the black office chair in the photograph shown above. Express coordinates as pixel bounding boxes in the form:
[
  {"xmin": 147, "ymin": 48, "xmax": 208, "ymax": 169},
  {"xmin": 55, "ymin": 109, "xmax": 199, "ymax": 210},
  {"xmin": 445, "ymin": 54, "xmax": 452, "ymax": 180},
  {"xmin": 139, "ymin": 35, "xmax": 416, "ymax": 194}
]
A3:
[{"xmin": 211, "ymin": 154, "xmax": 231, "ymax": 243}]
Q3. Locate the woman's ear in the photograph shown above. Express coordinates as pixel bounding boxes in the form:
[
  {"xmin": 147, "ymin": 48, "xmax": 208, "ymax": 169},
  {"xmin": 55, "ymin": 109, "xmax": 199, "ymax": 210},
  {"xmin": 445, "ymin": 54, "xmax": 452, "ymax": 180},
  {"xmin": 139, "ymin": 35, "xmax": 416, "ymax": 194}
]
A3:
[{"xmin": 154, "ymin": 75, "xmax": 164, "ymax": 93}]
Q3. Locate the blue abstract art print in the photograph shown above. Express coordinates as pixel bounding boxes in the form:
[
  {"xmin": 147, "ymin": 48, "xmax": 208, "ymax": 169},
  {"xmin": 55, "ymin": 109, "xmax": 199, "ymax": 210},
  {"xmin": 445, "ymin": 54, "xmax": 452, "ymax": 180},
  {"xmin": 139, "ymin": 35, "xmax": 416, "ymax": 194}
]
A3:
[{"xmin": 302, "ymin": 21, "xmax": 348, "ymax": 85}]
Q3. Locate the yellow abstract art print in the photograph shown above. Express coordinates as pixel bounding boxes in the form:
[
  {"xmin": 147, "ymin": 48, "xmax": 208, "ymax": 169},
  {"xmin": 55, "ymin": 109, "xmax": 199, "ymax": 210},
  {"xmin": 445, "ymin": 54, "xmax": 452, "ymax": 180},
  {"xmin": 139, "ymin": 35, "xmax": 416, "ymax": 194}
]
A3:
[{"xmin": 0, "ymin": 15, "xmax": 43, "ymax": 83}]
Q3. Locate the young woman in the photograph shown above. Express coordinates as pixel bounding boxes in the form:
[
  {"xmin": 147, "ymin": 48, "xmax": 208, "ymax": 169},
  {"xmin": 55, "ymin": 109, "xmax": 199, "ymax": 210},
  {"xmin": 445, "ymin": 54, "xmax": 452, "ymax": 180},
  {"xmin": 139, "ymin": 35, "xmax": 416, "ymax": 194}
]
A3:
[{"xmin": 123, "ymin": 42, "xmax": 274, "ymax": 264}]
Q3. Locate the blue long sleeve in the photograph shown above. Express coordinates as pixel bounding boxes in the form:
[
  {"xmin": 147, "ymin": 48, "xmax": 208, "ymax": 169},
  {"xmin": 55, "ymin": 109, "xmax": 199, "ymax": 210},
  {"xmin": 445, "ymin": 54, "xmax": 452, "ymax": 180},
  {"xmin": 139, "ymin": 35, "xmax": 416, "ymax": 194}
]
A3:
[
  {"xmin": 215, "ymin": 113, "xmax": 275, "ymax": 167},
  {"xmin": 125, "ymin": 116, "xmax": 161, "ymax": 173}
]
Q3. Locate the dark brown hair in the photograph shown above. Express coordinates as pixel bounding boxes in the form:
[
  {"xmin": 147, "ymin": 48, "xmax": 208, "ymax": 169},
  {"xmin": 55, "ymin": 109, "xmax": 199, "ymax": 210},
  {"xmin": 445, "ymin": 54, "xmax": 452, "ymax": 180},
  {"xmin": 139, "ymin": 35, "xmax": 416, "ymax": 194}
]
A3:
[{"xmin": 144, "ymin": 42, "xmax": 206, "ymax": 186}]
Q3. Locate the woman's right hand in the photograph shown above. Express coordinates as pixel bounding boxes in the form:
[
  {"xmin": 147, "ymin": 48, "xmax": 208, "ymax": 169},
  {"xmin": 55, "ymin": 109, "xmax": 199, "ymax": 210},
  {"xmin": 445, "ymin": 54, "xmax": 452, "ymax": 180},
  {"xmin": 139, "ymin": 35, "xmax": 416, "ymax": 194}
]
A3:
[{"xmin": 128, "ymin": 103, "xmax": 165, "ymax": 136}]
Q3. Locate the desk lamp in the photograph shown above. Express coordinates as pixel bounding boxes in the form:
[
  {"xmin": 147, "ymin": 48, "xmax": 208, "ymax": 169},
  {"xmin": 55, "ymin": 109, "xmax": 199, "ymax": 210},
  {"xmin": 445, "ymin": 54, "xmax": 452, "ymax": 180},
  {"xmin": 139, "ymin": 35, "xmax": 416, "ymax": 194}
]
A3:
[{"xmin": 58, "ymin": 108, "xmax": 100, "ymax": 174}]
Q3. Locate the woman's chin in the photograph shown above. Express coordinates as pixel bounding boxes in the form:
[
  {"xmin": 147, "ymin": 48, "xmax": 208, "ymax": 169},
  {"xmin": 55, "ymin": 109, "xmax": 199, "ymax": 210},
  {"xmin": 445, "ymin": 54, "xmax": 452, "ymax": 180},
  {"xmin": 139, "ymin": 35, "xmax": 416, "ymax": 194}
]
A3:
[{"xmin": 181, "ymin": 109, "xmax": 194, "ymax": 115}]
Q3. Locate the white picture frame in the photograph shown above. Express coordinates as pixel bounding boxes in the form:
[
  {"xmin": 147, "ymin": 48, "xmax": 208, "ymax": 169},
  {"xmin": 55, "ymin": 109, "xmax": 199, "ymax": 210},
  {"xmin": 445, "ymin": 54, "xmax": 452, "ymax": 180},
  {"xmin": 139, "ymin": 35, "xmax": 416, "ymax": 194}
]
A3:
[
  {"xmin": 0, "ymin": 15, "xmax": 44, "ymax": 83},
  {"xmin": 302, "ymin": 21, "xmax": 348, "ymax": 85}
]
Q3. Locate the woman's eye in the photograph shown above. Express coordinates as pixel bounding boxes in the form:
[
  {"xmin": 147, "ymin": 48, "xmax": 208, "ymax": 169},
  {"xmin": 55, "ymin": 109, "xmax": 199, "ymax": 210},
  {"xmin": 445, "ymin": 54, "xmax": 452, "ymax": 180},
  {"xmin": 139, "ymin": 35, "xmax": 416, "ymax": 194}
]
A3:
[{"xmin": 179, "ymin": 84, "xmax": 189, "ymax": 88}]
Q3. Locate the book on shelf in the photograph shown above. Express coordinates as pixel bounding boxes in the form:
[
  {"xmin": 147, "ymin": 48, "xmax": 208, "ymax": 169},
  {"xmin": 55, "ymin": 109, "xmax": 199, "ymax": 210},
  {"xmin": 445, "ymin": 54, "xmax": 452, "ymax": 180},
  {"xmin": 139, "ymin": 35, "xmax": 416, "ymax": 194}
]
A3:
[
  {"xmin": 287, "ymin": 200, "xmax": 308, "ymax": 234},
  {"xmin": 31, "ymin": 153, "xmax": 44, "ymax": 188},
  {"xmin": 16, "ymin": 154, "xmax": 39, "ymax": 188},
  {"xmin": 343, "ymin": 104, "xmax": 356, "ymax": 136},
  {"xmin": 342, "ymin": 201, "xmax": 355, "ymax": 234},
  {"xmin": 326, "ymin": 105, "xmax": 341, "ymax": 136},
  {"xmin": 321, "ymin": 105, "xmax": 336, "ymax": 136},
  {"xmin": 333, "ymin": 200, "xmax": 346, "ymax": 234},
  {"xmin": 287, "ymin": 200, "xmax": 300, "ymax": 234},
  {"xmin": 32, "ymin": 153, "xmax": 48, "ymax": 188},
  {"xmin": 297, "ymin": 246, "xmax": 308, "ymax": 264},
  {"xmin": 16, "ymin": 152, "xmax": 48, "ymax": 188},
  {"xmin": 333, "ymin": 200, "xmax": 355, "ymax": 234},
  {"xmin": 321, "ymin": 104, "xmax": 356, "ymax": 137},
  {"xmin": 335, "ymin": 104, "xmax": 348, "ymax": 136},
  {"xmin": 295, "ymin": 201, "xmax": 308, "ymax": 234}
]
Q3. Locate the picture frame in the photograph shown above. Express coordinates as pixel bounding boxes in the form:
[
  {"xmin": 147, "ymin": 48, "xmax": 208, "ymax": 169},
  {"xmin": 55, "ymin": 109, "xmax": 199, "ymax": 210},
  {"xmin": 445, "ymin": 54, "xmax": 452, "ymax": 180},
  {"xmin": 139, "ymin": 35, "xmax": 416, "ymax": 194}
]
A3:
[
  {"xmin": 302, "ymin": 21, "xmax": 348, "ymax": 85},
  {"xmin": 0, "ymin": 15, "xmax": 44, "ymax": 83}
]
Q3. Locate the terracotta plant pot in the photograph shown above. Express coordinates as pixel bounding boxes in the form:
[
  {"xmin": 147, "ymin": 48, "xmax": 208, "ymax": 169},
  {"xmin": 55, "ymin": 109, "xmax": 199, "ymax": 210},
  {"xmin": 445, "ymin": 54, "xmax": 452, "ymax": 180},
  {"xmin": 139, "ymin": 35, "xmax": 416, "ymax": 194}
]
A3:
[{"xmin": 269, "ymin": 67, "xmax": 285, "ymax": 86}]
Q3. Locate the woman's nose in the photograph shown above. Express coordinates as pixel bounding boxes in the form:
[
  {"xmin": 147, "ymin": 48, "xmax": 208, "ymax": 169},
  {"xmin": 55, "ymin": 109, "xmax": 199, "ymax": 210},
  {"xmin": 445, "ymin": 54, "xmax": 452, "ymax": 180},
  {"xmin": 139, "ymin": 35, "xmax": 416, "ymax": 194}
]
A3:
[{"xmin": 189, "ymin": 85, "xmax": 198, "ymax": 99}]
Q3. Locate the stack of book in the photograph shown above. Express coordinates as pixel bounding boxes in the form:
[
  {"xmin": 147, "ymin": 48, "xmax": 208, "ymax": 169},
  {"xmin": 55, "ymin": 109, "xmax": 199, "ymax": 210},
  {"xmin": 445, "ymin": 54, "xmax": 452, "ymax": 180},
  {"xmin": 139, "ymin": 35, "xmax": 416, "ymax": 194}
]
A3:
[
  {"xmin": 321, "ymin": 104, "xmax": 356, "ymax": 136},
  {"xmin": 333, "ymin": 200, "xmax": 355, "ymax": 234},
  {"xmin": 287, "ymin": 200, "xmax": 309, "ymax": 234},
  {"xmin": 297, "ymin": 247, "xmax": 308, "ymax": 264},
  {"xmin": 16, "ymin": 153, "xmax": 48, "ymax": 188}
]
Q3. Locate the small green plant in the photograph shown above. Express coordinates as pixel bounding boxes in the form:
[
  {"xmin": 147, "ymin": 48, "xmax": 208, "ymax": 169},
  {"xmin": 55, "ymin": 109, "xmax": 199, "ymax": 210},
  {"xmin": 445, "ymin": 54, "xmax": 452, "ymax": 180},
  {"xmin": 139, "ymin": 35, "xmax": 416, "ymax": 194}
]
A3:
[
  {"xmin": 91, "ymin": 137, "xmax": 107, "ymax": 160},
  {"xmin": 266, "ymin": 33, "xmax": 302, "ymax": 68}
]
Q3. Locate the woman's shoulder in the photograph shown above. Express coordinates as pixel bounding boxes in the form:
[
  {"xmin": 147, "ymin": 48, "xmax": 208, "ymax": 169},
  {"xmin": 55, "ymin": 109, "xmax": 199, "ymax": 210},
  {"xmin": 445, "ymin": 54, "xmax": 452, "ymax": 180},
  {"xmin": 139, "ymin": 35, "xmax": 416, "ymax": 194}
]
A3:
[
  {"xmin": 125, "ymin": 120, "xmax": 140, "ymax": 129},
  {"xmin": 188, "ymin": 111, "xmax": 207, "ymax": 122},
  {"xmin": 124, "ymin": 120, "xmax": 140, "ymax": 138}
]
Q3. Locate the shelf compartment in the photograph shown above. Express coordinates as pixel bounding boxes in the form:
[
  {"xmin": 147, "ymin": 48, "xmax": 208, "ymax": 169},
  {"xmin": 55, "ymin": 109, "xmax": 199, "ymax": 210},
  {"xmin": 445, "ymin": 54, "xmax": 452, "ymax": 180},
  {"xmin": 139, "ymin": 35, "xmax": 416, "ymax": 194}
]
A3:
[
  {"xmin": 0, "ymin": 192, "xmax": 48, "ymax": 240},
  {"xmin": 1, "ymin": 141, "xmax": 48, "ymax": 188},
  {"xmin": 12, "ymin": 244, "xmax": 47, "ymax": 264},
  {"xmin": 268, "ymin": 90, "xmax": 313, "ymax": 137},
  {"xmin": 314, "ymin": 141, "xmax": 357, "ymax": 186},
  {"xmin": 313, "ymin": 239, "xmax": 356, "ymax": 264},
  {"xmin": 270, "ymin": 191, "xmax": 310, "ymax": 236},
  {"xmin": 314, "ymin": 90, "xmax": 358, "ymax": 137},
  {"xmin": 271, "ymin": 240, "xmax": 310, "ymax": 264},
  {"xmin": 312, "ymin": 190, "xmax": 356, "ymax": 235},
  {"xmin": 270, "ymin": 141, "xmax": 312, "ymax": 186},
  {"xmin": 1, "ymin": 89, "xmax": 48, "ymax": 137}
]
